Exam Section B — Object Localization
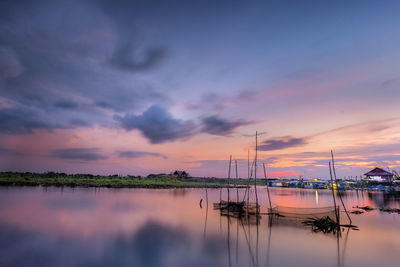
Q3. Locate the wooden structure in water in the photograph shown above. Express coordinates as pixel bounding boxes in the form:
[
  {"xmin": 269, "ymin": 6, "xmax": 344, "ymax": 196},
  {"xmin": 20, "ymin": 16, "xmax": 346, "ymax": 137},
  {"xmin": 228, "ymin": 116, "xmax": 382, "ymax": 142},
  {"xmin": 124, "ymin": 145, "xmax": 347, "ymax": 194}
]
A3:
[
  {"xmin": 214, "ymin": 132, "xmax": 262, "ymax": 224},
  {"xmin": 214, "ymin": 201, "xmax": 260, "ymax": 218},
  {"xmin": 211, "ymin": 133, "xmax": 357, "ymax": 234}
]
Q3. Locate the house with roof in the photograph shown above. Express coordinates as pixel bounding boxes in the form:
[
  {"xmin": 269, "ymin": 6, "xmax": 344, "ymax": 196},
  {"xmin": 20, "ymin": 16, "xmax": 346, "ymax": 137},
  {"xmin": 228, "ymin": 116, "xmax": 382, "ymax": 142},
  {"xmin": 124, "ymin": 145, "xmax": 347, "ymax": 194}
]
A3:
[
  {"xmin": 363, "ymin": 167, "xmax": 393, "ymax": 182},
  {"xmin": 171, "ymin": 170, "xmax": 189, "ymax": 179}
]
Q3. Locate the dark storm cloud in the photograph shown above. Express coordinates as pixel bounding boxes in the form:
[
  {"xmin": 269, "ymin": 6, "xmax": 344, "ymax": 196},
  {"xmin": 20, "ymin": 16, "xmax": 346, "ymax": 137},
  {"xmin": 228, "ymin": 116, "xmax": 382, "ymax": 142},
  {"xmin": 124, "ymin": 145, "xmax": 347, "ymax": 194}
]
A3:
[
  {"xmin": 114, "ymin": 106, "xmax": 196, "ymax": 144},
  {"xmin": 0, "ymin": 107, "xmax": 66, "ymax": 134},
  {"xmin": 258, "ymin": 136, "xmax": 308, "ymax": 151},
  {"xmin": 200, "ymin": 115, "xmax": 252, "ymax": 135},
  {"xmin": 51, "ymin": 148, "xmax": 108, "ymax": 161},
  {"xmin": 115, "ymin": 105, "xmax": 252, "ymax": 143},
  {"xmin": 117, "ymin": 150, "xmax": 167, "ymax": 159},
  {"xmin": 96, "ymin": 0, "xmax": 169, "ymax": 73},
  {"xmin": 0, "ymin": 0, "xmax": 169, "ymax": 133}
]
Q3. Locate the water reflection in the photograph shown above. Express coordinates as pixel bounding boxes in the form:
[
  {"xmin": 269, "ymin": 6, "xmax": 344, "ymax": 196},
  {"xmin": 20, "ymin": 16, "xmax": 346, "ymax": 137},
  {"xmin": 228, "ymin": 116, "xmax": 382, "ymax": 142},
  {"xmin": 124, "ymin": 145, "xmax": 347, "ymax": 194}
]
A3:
[
  {"xmin": 366, "ymin": 191, "xmax": 400, "ymax": 208},
  {"xmin": 0, "ymin": 187, "xmax": 399, "ymax": 267},
  {"xmin": 213, "ymin": 211, "xmax": 355, "ymax": 267}
]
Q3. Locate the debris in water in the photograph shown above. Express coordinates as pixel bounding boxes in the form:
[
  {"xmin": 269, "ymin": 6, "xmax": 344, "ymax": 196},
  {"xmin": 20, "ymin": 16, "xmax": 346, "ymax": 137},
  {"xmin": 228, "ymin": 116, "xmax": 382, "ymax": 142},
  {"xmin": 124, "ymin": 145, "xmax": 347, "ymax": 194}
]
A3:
[
  {"xmin": 302, "ymin": 216, "xmax": 340, "ymax": 234},
  {"xmin": 350, "ymin": 210, "xmax": 364, "ymax": 215},
  {"xmin": 302, "ymin": 216, "xmax": 359, "ymax": 234},
  {"xmin": 379, "ymin": 208, "xmax": 400, "ymax": 214},
  {"xmin": 353, "ymin": 205, "xmax": 374, "ymax": 211}
]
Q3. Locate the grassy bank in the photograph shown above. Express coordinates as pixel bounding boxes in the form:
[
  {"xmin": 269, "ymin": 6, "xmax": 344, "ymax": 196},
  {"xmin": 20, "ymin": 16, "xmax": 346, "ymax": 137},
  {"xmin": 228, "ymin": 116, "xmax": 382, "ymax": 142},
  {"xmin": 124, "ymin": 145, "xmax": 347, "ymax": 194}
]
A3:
[{"xmin": 0, "ymin": 172, "xmax": 261, "ymax": 189}]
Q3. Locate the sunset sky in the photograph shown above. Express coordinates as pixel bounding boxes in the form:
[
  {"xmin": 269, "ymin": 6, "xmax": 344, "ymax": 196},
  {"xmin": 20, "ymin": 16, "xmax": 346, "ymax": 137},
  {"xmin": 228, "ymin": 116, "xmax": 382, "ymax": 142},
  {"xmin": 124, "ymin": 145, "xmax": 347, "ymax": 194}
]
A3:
[{"xmin": 1, "ymin": 0, "xmax": 400, "ymax": 178}]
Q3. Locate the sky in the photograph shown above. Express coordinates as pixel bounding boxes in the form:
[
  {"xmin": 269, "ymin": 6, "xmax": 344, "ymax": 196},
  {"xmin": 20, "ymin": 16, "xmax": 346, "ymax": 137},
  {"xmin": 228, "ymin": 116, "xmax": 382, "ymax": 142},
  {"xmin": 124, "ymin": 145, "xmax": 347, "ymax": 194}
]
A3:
[{"xmin": 0, "ymin": 0, "xmax": 400, "ymax": 179}]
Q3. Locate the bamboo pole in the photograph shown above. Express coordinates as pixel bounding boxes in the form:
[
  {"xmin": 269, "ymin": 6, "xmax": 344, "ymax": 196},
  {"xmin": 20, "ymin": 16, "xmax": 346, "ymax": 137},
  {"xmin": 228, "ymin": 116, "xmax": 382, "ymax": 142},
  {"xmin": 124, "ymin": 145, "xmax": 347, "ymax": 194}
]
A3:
[
  {"xmin": 205, "ymin": 183, "xmax": 208, "ymax": 205},
  {"xmin": 256, "ymin": 216, "xmax": 259, "ymax": 267},
  {"xmin": 240, "ymin": 219, "xmax": 256, "ymax": 267},
  {"xmin": 203, "ymin": 186, "xmax": 208, "ymax": 240},
  {"xmin": 246, "ymin": 159, "xmax": 254, "ymax": 205},
  {"xmin": 263, "ymin": 163, "xmax": 273, "ymax": 212},
  {"xmin": 247, "ymin": 149, "xmax": 251, "ymax": 204},
  {"xmin": 227, "ymin": 211, "xmax": 232, "ymax": 267},
  {"xmin": 331, "ymin": 150, "xmax": 352, "ymax": 225},
  {"xmin": 236, "ymin": 217, "xmax": 239, "ymax": 266},
  {"xmin": 248, "ymin": 149, "xmax": 250, "ymax": 184},
  {"xmin": 329, "ymin": 161, "xmax": 340, "ymax": 224},
  {"xmin": 254, "ymin": 131, "xmax": 259, "ymax": 210},
  {"xmin": 235, "ymin": 159, "xmax": 239, "ymax": 202},
  {"xmin": 266, "ymin": 215, "xmax": 272, "ymax": 267},
  {"xmin": 228, "ymin": 155, "xmax": 232, "ymax": 203},
  {"xmin": 203, "ymin": 177, "xmax": 208, "ymax": 205},
  {"xmin": 242, "ymin": 159, "xmax": 253, "ymax": 203}
]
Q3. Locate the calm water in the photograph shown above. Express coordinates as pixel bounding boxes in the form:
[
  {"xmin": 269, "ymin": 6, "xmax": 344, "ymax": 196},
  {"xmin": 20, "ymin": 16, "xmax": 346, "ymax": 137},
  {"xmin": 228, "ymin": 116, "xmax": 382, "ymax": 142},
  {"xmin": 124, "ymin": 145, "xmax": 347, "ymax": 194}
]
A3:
[{"xmin": 0, "ymin": 186, "xmax": 399, "ymax": 267}]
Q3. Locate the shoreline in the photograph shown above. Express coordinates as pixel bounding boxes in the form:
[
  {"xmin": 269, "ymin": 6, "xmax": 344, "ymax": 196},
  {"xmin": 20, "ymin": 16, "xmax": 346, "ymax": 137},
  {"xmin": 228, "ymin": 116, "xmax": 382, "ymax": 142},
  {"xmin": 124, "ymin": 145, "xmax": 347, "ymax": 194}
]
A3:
[
  {"xmin": 0, "ymin": 172, "xmax": 249, "ymax": 189},
  {"xmin": 0, "ymin": 181, "xmax": 240, "ymax": 189},
  {"xmin": 1, "ymin": 172, "xmax": 398, "ymax": 192}
]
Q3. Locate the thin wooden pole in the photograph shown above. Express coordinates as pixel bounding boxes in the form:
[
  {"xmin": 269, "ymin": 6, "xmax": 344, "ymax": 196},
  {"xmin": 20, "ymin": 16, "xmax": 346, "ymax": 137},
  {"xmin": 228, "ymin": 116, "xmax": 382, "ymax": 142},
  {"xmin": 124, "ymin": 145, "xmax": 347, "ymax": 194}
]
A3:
[
  {"xmin": 246, "ymin": 149, "xmax": 250, "ymax": 204},
  {"xmin": 331, "ymin": 150, "xmax": 352, "ymax": 225},
  {"xmin": 254, "ymin": 131, "xmax": 259, "ymax": 210},
  {"xmin": 203, "ymin": 188, "xmax": 208, "ymax": 239},
  {"xmin": 227, "ymin": 213, "xmax": 232, "ymax": 267},
  {"xmin": 329, "ymin": 161, "xmax": 340, "ymax": 224},
  {"xmin": 228, "ymin": 155, "xmax": 232, "ymax": 203},
  {"xmin": 248, "ymin": 149, "xmax": 250, "ymax": 183},
  {"xmin": 240, "ymin": 219, "xmax": 256, "ymax": 267},
  {"xmin": 266, "ymin": 215, "xmax": 272, "ymax": 267},
  {"xmin": 203, "ymin": 177, "xmax": 208, "ymax": 205},
  {"xmin": 256, "ymin": 216, "xmax": 259, "ymax": 267},
  {"xmin": 246, "ymin": 159, "xmax": 254, "ymax": 205},
  {"xmin": 236, "ymin": 218, "xmax": 239, "ymax": 265},
  {"xmin": 242, "ymin": 159, "xmax": 254, "ymax": 203},
  {"xmin": 263, "ymin": 163, "xmax": 273, "ymax": 212},
  {"xmin": 235, "ymin": 159, "xmax": 239, "ymax": 202}
]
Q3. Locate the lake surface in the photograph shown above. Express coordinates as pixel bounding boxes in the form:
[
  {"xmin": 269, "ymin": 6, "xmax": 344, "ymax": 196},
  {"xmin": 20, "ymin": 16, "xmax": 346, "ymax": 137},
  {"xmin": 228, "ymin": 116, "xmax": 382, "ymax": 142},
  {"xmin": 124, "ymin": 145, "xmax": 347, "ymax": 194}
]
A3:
[{"xmin": 0, "ymin": 186, "xmax": 399, "ymax": 267}]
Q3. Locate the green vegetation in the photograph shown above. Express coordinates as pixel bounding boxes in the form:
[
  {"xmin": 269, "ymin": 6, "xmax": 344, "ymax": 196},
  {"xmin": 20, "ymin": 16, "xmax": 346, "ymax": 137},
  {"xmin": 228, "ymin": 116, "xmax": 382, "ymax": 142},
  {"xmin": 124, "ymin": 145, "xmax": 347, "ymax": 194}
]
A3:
[{"xmin": 0, "ymin": 172, "xmax": 261, "ymax": 189}]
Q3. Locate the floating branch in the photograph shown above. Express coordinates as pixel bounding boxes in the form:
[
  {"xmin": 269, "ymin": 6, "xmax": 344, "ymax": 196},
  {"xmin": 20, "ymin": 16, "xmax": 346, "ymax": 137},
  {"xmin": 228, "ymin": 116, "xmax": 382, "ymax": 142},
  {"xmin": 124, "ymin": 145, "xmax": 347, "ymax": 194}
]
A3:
[{"xmin": 353, "ymin": 206, "xmax": 374, "ymax": 211}]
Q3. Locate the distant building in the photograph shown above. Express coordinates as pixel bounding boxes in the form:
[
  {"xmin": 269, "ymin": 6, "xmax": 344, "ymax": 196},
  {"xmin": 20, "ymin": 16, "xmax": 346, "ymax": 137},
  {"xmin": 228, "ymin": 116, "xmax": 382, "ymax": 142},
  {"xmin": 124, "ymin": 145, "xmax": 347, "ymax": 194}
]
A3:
[
  {"xmin": 364, "ymin": 167, "xmax": 393, "ymax": 182},
  {"xmin": 171, "ymin": 170, "xmax": 189, "ymax": 179}
]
